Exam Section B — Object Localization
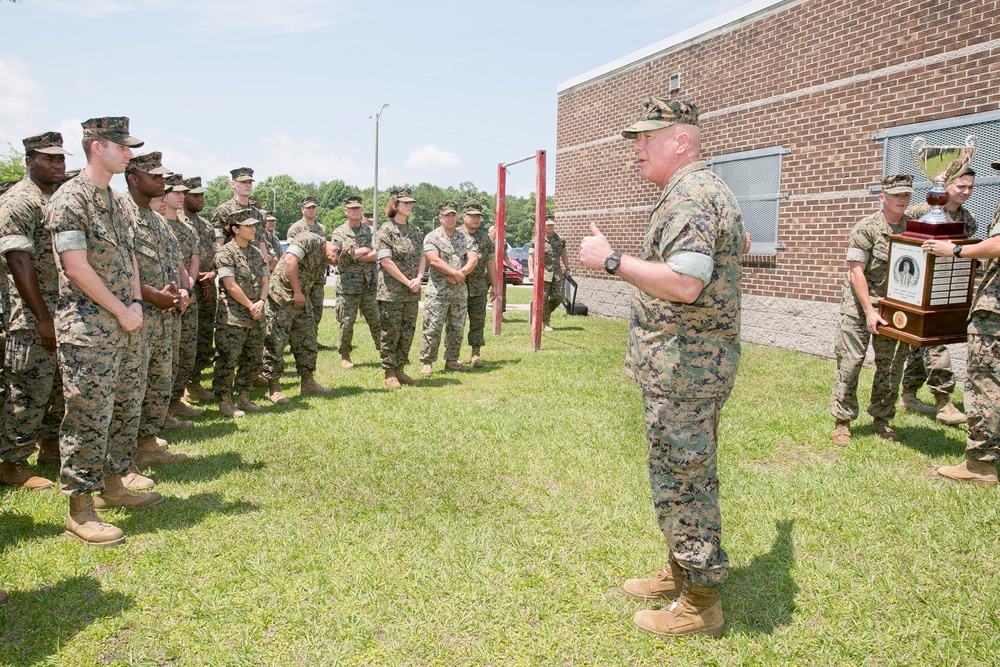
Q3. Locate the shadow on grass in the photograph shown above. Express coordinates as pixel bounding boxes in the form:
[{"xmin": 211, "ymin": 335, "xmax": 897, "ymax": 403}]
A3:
[
  {"xmin": 112, "ymin": 491, "xmax": 259, "ymax": 535},
  {"xmin": 419, "ymin": 377, "xmax": 463, "ymax": 387},
  {"xmin": 724, "ymin": 519, "xmax": 798, "ymax": 636},
  {"xmin": 140, "ymin": 451, "xmax": 266, "ymax": 484},
  {"xmin": 0, "ymin": 510, "xmax": 64, "ymax": 549},
  {"xmin": 0, "ymin": 575, "xmax": 133, "ymax": 667},
  {"xmin": 892, "ymin": 424, "xmax": 968, "ymax": 458},
  {"xmin": 161, "ymin": 417, "xmax": 239, "ymax": 442}
]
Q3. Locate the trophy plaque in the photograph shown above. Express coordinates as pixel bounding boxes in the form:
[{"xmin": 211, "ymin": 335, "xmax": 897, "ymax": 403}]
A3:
[{"xmin": 877, "ymin": 135, "xmax": 979, "ymax": 346}]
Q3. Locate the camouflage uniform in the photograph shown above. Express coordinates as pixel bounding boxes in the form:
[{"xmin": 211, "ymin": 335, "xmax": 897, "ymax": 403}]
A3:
[
  {"xmin": 211, "ymin": 195, "xmax": 264, "ymax": 245},
  {"xmin": 964, "ymin": 211, "xmax": 1000, "ymax": 463},
  {"xmin": 420, "ymin": 226, "xmax": 474, "ymax": 364},
  {"xmin": 263, "ymin": 229, "xmax": 282, "ymax": 263},
  {"xmin": 374, "ymin": 219, "xmax": 424, "ymax": 370},
  {"xmin": 330, "ymin": 221, "xmax": 380, "ymax": 355},
  {"xmin": 181, "ymin": 202, "xmax": 220, "ymax": 379},
  {"xmin": 623, "ymin": 160, "xmax": 744, "ymax": 588},
  {"xmin": 263, "ymin": 232, "xmax": 326, "ymax": 380},
  {"xmin": 166, "ymin": 209, "xmax": 200, "ymax": 403},
  {"xmin": 830, "ymin": 211, "xmax": 910, "ymax": 423},
  {"xmin": 529, "ymin": 230, "xmax": 567, "ymax": 326},
  {"xmin": 0, "ymin": 177, "xmax": 64, "ymax": 463},
  {"xmin": 46, "ymin": 170, "xmax": 146, "ymax": 495},
  {"xmin": 463, "ymin": 224, "xmax": 495, "ymax": 348},
  {"xmin": 212, "ymin": 238, "xmax": 268, "ymax": 398},
  {"xmin": 901, "ymin": 203, "xmax": 977, "ymax": 397},
  {"xmin": 287, "ymin": 217, "xmax": 328, "ymax": 334}
]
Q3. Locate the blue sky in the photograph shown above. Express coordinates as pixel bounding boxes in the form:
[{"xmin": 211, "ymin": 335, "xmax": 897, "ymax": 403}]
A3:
[{"xmin": 1, "ymin": 0, "xmax": 748, "ymax": 196}]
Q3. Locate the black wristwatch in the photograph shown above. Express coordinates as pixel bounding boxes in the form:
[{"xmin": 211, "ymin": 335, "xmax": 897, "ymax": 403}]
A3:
[
  {"xmin": 604, "ymin": 252, "xmax": 622, "ymax": 275},
  {"xmin": 953, "ymin": 244, "xmax": 963, "ymax": 258},
  {"xmin": 132, "ymin": 299, "xmax": 146, "ymax": 308}
]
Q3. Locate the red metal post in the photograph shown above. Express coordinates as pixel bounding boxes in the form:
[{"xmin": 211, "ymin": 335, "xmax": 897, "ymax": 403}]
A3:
[
  {"xmin": 493, "ymin": 163, "xmax": 507, "ymax": 335},
  {"xmin": 530, "ymin": 150, "xmax": 546, "ymax": 351}
]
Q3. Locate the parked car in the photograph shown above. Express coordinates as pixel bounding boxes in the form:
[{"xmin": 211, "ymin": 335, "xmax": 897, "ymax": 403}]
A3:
[{"xmin": 507, "ymin": 243, "xmax": 530, "ymax": 268}]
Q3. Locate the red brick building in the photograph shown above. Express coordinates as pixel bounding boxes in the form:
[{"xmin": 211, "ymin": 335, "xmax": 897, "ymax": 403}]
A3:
[{"xmin": 556, "ymin": 0, "xmax": 1000, "ymax": 359}]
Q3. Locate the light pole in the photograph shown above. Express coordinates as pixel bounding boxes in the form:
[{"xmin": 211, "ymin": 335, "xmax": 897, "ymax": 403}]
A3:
[
  {"xmin": 270, "ymin": 186, "xmax": 277, "ymax": 215},
  {"xmin": 370, "ymin": 103, "xmax": 389, "ymax": 232}
]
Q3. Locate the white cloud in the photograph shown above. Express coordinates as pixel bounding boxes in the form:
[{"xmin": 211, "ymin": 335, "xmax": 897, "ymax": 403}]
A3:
[
  {"xmin": 404, "ymin": 144, "xmax": 461, "ymax": 171},
  {"xmin": 0, "ymin": 59, "xmax": 45, "ymax": 151},
  {"xmin": 76, "ymin": 78, "xmax": 96, "ymax": 95},
  {"xmin": 35, "ymin": 0, "xmax": 134, "ymax": 17},
  {"xmin": 259, "ymin": 133, "xmax": 371, "ymax": 185}
]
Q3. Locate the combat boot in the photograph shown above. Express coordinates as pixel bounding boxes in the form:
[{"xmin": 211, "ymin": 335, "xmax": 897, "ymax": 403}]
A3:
[
  {"xmin": 253, "ymin": 374, "xmax": 268, "ymax": 388},
  {"xmin": 36, "ymin": 436, "xmax": 60, "ymax": 464},
  {"xmin": 421, "ymin": 363, "xmax": 433, "ymax": 378},
  {"xmin": 134, "ymin": 436, "xmax": 187, "ymax": 467},
  {"xmin": 934, "ymin": 394, "xmax": 967, "ymax": 426},
  {"xmin": 936, "ymin": 458, "xmax": 998, "ymax": 485},
  {"xmin": 0, "ymin": 461, "xmax": 54, "ymax": 490},
  {"xmin": 162, "ymin": 415, "xmax": 193, "ymax": 431},
  {"xmin": 65, "ymin": 494, "xmax": 125, "ymax": 547},
  {"xmin": 395, "ymin": 366, "xmax": 418, "ymax": 386},
  {"xmin": 93, "ymin": 474, "xmax": 163, "ymax": 510},
  {"xmin": 384, "ymin": 369, "xmax": 401, "ymax": 389},
  {"xmin": 900, "ymin": 390, "xmax": 936, "ymax": 414},
  {"xmin": 633, "ymin": 580, "xmax": 725, "ymax": 638},
  {"xmin": 237, "ymin": 392, "xmax": 262, "ymax": 413},
  {"xmin": 185, "ymin": 380, "xmax": 215, "ymax": 402},
  {"xmin": 872, "ymin": 418, "xmax": 899, "ymax": 442},
  {"xmin": 169, "ymin": 398, "xmax": 203, "ymax": 417},
  {"xmin": 623, "ymin": 559, "xmax": 684, "ymax": 600},
  {"xmin": 832, "ymin": 419, "xmax": 851, "ymax": 446},
  {"xmin": 300, "ymin": 374, "xmax": 332, "ymax": 396},
  {"xmin": 445, "ymin": 360, "xmax": 470, "ymax": 372},
  {"xmin": 120, "ymin": 461, "xmax": 155, "ymax": 490},
  {"xmin": 470, "ymin": 346, "xmax": 484, "ymax": 367},
  {"xmin": 218, "ymin": 395, "xmax": 245, "ymax": 419},
  {"xmin": 268, "ymin": 379, "xmax": 290, "ymax": 405},
  {"xmin": 341, "ymin": 354, "xmax": 354, "ymax": 369}
]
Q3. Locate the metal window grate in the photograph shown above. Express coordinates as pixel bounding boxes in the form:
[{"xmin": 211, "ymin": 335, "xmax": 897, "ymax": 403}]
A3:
[
  {"xmin": 879, "ymin": 111, "xmax": 1000, "ymax": 239},
  {"xmin": 709, "ymin": 147, "xmax": 786, "ymax": 255}
]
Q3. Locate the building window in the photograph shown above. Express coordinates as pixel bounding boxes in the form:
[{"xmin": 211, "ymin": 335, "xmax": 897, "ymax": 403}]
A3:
[
  {"xmin": 708, "ymin": 146, "xmax": 788, "ymax": 255},
  {"xmin": 877, "ymin": 110, "xmax": 1000, "ymax": 240}
]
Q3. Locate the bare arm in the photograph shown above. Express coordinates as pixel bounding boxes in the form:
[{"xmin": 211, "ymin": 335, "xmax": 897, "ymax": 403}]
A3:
[{"xmin": 923, "ymin": 236, "xmax": 1000, "ymax": 260}]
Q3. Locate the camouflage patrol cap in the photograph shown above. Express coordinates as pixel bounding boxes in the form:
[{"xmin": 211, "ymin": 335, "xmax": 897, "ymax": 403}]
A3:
[
  {"xmin": 81, "ymin": 117, "xmax": 144, "ymax": 147},
  {"xmin": 881, "ymin": 174, "xmax": 914, "ymax": 195},
  {"xmin": 363, "ymin": 211, "xmax": 372, "ymax": 218},
  {"xmin": 164, "ymin": 174, "xmax": 189, "ymax": 193},
  {"xmin": 545, "ymin": 214, "xmax": 556, "ymax": 222},
  {"xmin": 128, "ymin": 152, "xmax": 171, "ymax": 175},
  {"xmin": 230, "ymin": 167, "xmax": 254, "ymax": 182},
  {"xmin": 438, "ymin": 201, "xmax": 458, "ymax": 214},
  {"xmin": 391, "ymin": 188, "xmax": 415, "ymax": 202},
  {"xmin": 227, "ymin": 209, "xmax": 259, "ymax": 226},
  {"xmin": 463, "ymin": 204, "xmax": 484, "ymax": 216},
  {"xmin": 621, "ymin": 98, "xmax": 700, "ymax": 139},
  {"xmin": 300, "ymin": 196, "xmax": 318, "ymax": 208},
  {"xmin": 183, "ymin": 176, "xmax": 207, "ymax": 194},
  {"xmin": 23, "ymin": 131, "xmax": 71, "ymax": 156},
  {"xmin": 343, "ymin": 195, "xmax": 363, "ymax": 208},
  {"xmin": 265, "ymin": 211, "xmax": 277, "ymax": 221}
]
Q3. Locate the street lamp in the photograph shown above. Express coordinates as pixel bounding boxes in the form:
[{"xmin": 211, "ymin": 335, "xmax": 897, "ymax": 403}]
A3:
[
  {"xmin": 369, "ymin": 103, "xmax": 389, "ymax": 232},
  {"xmin": 270, "ymin": 186, "xmax": 277, "ymax": 215}
]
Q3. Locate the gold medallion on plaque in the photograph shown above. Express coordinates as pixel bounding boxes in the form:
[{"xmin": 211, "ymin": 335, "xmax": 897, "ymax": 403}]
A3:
[{"xmin": 892, "ymin": 311, "xmax": 908, "ymax": 329}]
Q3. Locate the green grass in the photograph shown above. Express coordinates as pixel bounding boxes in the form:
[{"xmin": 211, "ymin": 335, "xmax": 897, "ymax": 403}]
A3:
[{"xmin": 2, "ymin": 308, "xmax": 998, "ymax": 666}]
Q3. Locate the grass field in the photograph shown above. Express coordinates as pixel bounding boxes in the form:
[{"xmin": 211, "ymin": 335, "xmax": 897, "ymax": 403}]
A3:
[{"xmin": 1, "ymin": 306, "xmax": 997, "ymax": 666}]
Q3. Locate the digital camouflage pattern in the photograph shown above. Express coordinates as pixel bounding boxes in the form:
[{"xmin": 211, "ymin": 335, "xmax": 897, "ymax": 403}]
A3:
[
  {"xmin": 423, "ymin": 226, "xmax": 475, "ymax": 300},
  {"xmin": 374, "ymin": 220, "xmax": 424, "ymax": 302},
  {"xmin": 967, "ymin": 217, "xmax": 1000, "ymax": 333},
  {"xmin": 287, "ymin": 218, "xmax": 328, "ymax": 328},
  {"xmin": 529, "ymin": 230, "xmax": 566, "ymax": 283},
  {"xmin": 623, "ymin": 161, "xmax": 744, "ymax": 400},
  {"xmin": 466, "ymin": 294, "xmax": 488, "ymax": 348},
  {"xmin": 0, "ymin": 179, "xmax": 59, "ymax": 331},
  {"xmin": 81, "ymin": 116, "xmax": 143, "ymax": 147},
  {"xmin": 621, "ymin": 98, "xmax": 700, "ymax": 139},
  {"xmin": 214, "ymin": 240, "xmax": 268, "ymax": 329},
  {"xmin": 172, "ymin": 292, "xmax": 198, "ymax": 401},
  {"xmin": 287, "ymin": 217, "xmax": 326, "ymax": 242},
  {"xmin": 264, "ymin": 229, "xmax": 282, "ymax": 261},
  {"xmin": 831, "ymin": 314, "xmax": 908, "ymax": 421},
  {"xmin": 420, "ymin": 294, "xmax": 467, "ymax": 364},
  {"xmin": 901, "ymin": 344, "xmax": 955, "ymax": 395},
  {"xmin": 211, "ymin": 196, "xmax": 264, "ymax": 243},
  {"xmin": 22, "ymin": 131, "xmax": 70, "ymax": 155},
  {"xmin": 230, "ymin": 167, "xmax": 254, "ymax": 182},
  {"xmin": 963, "ymin": 218, "xmax": 1000, "ymax": 462},
  {"xmin": 881, "ymin": 174, "xmax": 913, "ymax": 195},
  {"xmin": 336, "ymin": 291, "xmax": 380, "ymax": 356},
  {"xmin": 263, "ymin": 297, "xmax": 317, "ymax": 379},
  {"xmin": 212, "ymin": 319, "xmax": 264, "ymax": 397},
  {"xmin": 269, "ymin": 232, "xmax": 327, "ymax": 303},
  {"xmin": 463, "ymin": 225, "xmax": 494, "ymax": 298},
  {"xmin": 378, "ymin": 301, "xmax": 418, "ymax": 370},
  {"xmin": 331, "ymin": 221, "xmax": 376, "ymax": 294},
  {"xmin": 839, "ymin": 211, "xmax": 907, "ymax": 319}
]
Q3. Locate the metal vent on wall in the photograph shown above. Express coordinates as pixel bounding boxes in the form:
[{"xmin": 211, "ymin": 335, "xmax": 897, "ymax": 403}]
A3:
[
  {"xmin": 668, "ymin": 73, "xmax": 680, "ymax": 92},
  {"xmin": 708, "ymin": 146, "xmax": 788, "ymax": 255}
]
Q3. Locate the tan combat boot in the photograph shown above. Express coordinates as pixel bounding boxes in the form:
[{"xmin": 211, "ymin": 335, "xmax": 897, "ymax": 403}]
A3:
[
  {"xmin": 623, "ymin": 560, "xmax": 684, "ymax": 600},
  {"xmin": 872, "ymin": 418, "xmax": 899, "ymax": 442},
  {"xmin": 0, "ymin": 461, "xmax": 54, "ymax": 490},
  {"xmin": 185, "ymin": 380, "xmax": 215, "ymax": 402},
  {"xmin": 900, "ymin": 390, "xmax": 936, "ymax": 414},
  {"xmin": 470, "ymin": 346, "xmax": 484, "ymax": 367},
  {"xmin": 936, "ymin": 458, "xmax": 998, "ymax": 485},
  {"xmin": 384, "ymin": 369, "xmax": 401, "ymax": 389},
  {"xmin": 421, "ymin": 363, "xmax": 433, "ymax": 378},
  {"xmin": 120, "ymin": 460, "xmax": 155, "ymax": 491},
  {"xmin": 134, "ymin": 436, "xmax": 187, "ymax": 467},
  {"xmin": 169, "ymin": 398, "xmax": 203, "ymax": 417},
  {"xmin": 633, "ymin": 580, "xmax": 725, "ymax": 638},
  {"xmin": 832, "ymin": 420, "xmax": 851, "ymax": 446},
  {"xmin": 934, "ymin": 394, "xmax": 967, "ymax": 426},
  {"xmin": 65, "ymin": 494, "xmax": 125, "ymax": 547},
  {"xmin": 445, "ymin": 360, "xmax": 470, "ymax": 372},
  {"xmin": 341, "ymin": 354, "xmax": 354, "ymax": 369},
  {"xmin": 395, "ymin": 367, "xmax": 418, "ymax": 386},
  {"xmin": 162, "ymin": 415, "xmax": 193, "ymax": 431},
  {"xmin": 268, "ymin": 379, "xmax": 290, "ymax": 405},
  {"xmin": 253, "ymin": 374, "xmax": 268, "ymax": 388},
  {"xmin": 219, "ymin": 395, "xmax": 245, "ymax": 419},
  {"xmin": 93, "ymin": 474, "xmax": 164, "ymax": 510},
  {"xmin": 36, "ymin": 436, "xmax": 60, "ymax": 464},
  {"xmin": 237, "ymin": 392, "xmax": 262, "ymax": 413},
  {"xmin": 300, "ymin": 374, "xmax": 332, "ymax": 396}
]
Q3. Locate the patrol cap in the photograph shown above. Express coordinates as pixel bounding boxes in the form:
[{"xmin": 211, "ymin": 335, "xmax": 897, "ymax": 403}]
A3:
[
  {"xmin": 23, "ymin": 131, "xmax": 71, "ymax": 156},
  {"xmin": 183, "ymin": 176, "xmax": 207, "ymax": 194},
  {"xmin": 343, "ymin": 195, "xmax": 363, "ymax": 208},
  {"xmin": 164, "ymin": 173, "xmax": 189, "ymax": 193},
  {"xmin": 127, "ymin": 152, "xmax": 171, "ymax": 175},
  {"xmin": 82, "ymin": 117, "xmax": 144, "ymax": 148},
  {"xmin": 301, "ymin": 196, "xmax": 318, "ymax": 208},
  {"xmin": 463, "ymin": 204, "xmax": 484, "ymax": 216},
  {"xmin": 881, "ymin": 174, "xmax": 914, "ymax": 195},
  {"xmin": 621, "ymin": 98, "xmax": 700, "ymax": 139},
  {"xmin": 545, "ymin": 214, "xmax": 556, "ymax": 222},
  {"xmin": 265, "ymin": 211, "xmax": 277, "ymax": 221},
  {"xmin": 227, "ymin": 209, "xmax": 259, "ymax": 226},
  {"xmin": 438, "ymin": 201, "xmax": 458, "ymax": 214},
  {"xmin": 363, "ymin": 211, "xmax": 372, "ymax": 218},
  {"xmin": 391, "ymin": 188, "xmax": 415, "ymax": 202},
  {"xmin": 230, "ymin": 167, "xmax": 254, "ymax": 182}
]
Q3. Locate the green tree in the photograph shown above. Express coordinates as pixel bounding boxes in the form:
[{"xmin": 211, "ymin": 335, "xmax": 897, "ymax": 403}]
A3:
[
  {"xmin": 254, "ymin": 175, "xmax": 307, "ymax": 239},
  {"xmin": 203, "ymin": 175, "xmax": 232, "ymax": 216},
  {"xmin": 0, "ymin": 143, "xmax": 25, "ymax": 183}
]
